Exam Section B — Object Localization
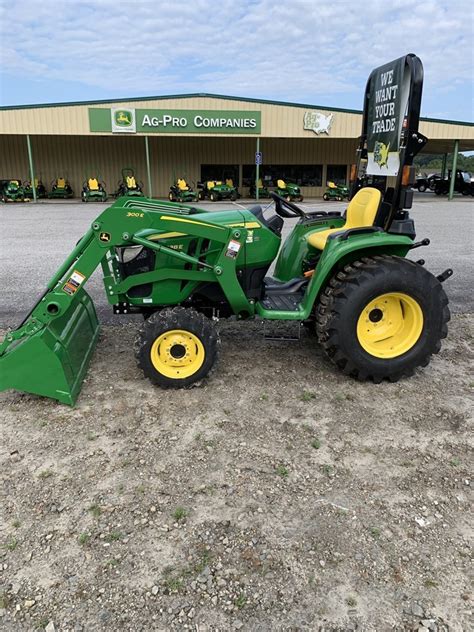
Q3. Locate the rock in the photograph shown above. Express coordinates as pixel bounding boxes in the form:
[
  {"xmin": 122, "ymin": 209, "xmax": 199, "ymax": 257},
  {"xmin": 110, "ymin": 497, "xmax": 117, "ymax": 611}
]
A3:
[
  {"xmin": 45, "ymin": 623, "xmax": 56, "ymax": 632},
  {"xmin": 233, "ymin": 620, "xmax": 244, "ymax": 630},
  {"xmin": 151, "ymin": 585, "xmax": 159, "ymax": 596},
  {"xmin": 410, "ymin": 603, "xmax": 425, "ymax": 617},
  {"xmin": 24, "ymin": 599, "xmax": 36, "ymax": 608},
  {"xmin": 187, "ymin": 607, "xmax": 195, "ymax": 618}
]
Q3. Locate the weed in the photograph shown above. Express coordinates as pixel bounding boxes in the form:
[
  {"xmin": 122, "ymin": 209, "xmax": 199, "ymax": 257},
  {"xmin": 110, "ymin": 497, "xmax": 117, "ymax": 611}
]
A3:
[
  {"xmin": 334, "ymin": 392, "xmax": 345, "ymax": 402},
  {"xmin": 136, "ymin": 484, "xmax": 146, "ymax": 495},
  {"xmin": 164, "ymin": 575, "xmax": 184, "ymax": 592},
  {"xmin": 0, "ymin": 592, "xmax": 10, "ymax": 609},
  {"xmin": 276, "ymin": 465, "xmax": 289, "ymax": 478},
  {"xmin": 105, "ymin": 531, "xmax": 122, "ymax": 543},
  {"xmin": 369, "ymin": 526, "xmax": 381, "ymax": 538},
  {"xmin": 260, "ymin": 393, "xmax": 268, "ymax": 401},
  {"xmin": 4, "ymin": 537, "xmax": 17, "ymax": 552},
  {"xmin": 86, "ymin": 432, "xmax": 97, "ymax": 441},
  {"xmin": 173, "ymin": 507, "xmax": 188, "ymax": 522},
  {"xmin": 449, "ymin": 457, "xmax": 461, "ymax": 467},
  {"xmin": 88, "ymin": 504, "xmax": 102, "ymax": 519},
  {"xmin": 234, "ymin": 593, "xmax": 247, "ymax": 609},
  {"xmin": 424, "ymin": 578, "xmax": 438, "ymax": 588},
  {"xmin": 78, "ymin": 533, "xmax": 90, "ymax": 546},
  {"xmin": 322, "ymin": 464, "xmax": 333, "ymax": 476},
  {"xmin": 346, "ymin": 596, "xmax": 357, "ymax": 607},
  {"xmin": 193, "ymin": 549, "xmax": 212, "ymax": 574},
  {"xmin": 300, "ymin": 391, "xmax": 316, "ymax": 402},
  {"xmin": 38, "ymin": 469, "xmax": 53, "ymax": 479},
  {"xmin": 12, "ymin": 519, "xmax": 21, "ymax": 529},
  {"xmin": 311, "ymin": 438, "xmax": 321, "ymax": 450},
  {"xmin": 104, "ymin": 558, "xmax": 120, "ymax": 568},
  {"xmin": 117, "ymin": 483, "xmax": 124, "ymax": 493}
]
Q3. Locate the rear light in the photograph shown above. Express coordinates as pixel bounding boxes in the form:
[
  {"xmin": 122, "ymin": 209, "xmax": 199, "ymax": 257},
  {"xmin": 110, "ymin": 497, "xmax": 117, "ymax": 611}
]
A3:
[
  {"xmin": 402, "ymin": 165, "xmax": 415, "ymax": 186},
  {"xmin": 350, "ymin": 164, "xmax": 357, "ymax": 181}
]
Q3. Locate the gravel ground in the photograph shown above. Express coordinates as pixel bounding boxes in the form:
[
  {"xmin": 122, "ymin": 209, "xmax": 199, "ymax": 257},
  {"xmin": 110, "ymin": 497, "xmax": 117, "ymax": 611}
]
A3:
[{"xmin": 0, "ymin": 193, "xmax": 473, "ymax": 631}]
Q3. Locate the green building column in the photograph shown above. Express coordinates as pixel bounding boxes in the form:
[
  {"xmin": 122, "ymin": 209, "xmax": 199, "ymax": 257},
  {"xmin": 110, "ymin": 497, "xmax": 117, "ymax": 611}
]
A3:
[
  {"xmin": 26, "ymin": 135, "xmax": 37, "ymax": 203},
  {"xmin": 144, "ymin": 136, "xmax": 153, "ymax": 198},
  {"xmin": 448, "ymin": 140, "xmax": 459, "ymax": 201},
  {"xmin": 255, "ymin": 137, "xmax": 260, "ymax": 201}
]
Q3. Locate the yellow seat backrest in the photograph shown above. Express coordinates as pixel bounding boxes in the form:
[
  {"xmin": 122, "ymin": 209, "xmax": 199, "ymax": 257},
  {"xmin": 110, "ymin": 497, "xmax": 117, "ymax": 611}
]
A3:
[
  {"xmin": 345, "ymin": 187, "xmax": 382, "ymax": 228},
  {"xmin": 328, "ymin": 181, "xmax": 336, "ymax": 188},
  {"xmin": 226, "ymin": 178, "xmax": 233, "ymax": 187},
  {"xmin": 257, "ymin": 178, "xmax": 263, "ymax": 187},
  {"xmin": 207, "ymin": 181, "xmax": 215, "ymax": 189},
  {"xmin": 277, "ymin": 179, "xmax": 286, "ymax": 189},
  {"xmin": 88, "ymin": 178, "xmax": 99, "ymax": 190},
  {"xmin": 11, "ymin": 180, "xmax": 19, "ymax": 185},
  {"xmin": 215, "ymin": 181, "xmax": 222, "ymax": 186},
  {"xmin": 34, "ymin": 178, "xmax": 39, "ymax": 186},
  {"xmin": 126, "ymin": 176, "xmax": 136, "ymax": 188},
  {"xmin": 57, "ymin": 178, "xmax": 66, "ymax": 188},
  {"xmin": 177, "ymin": 178, "xmax": 188, "ymax": 191}
]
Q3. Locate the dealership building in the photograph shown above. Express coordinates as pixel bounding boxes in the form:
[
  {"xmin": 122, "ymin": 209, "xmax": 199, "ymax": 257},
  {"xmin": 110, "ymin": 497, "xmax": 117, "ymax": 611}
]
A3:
[{"xmin": 0, "ymin": 93, "xmax": 473, "ymax": 199}]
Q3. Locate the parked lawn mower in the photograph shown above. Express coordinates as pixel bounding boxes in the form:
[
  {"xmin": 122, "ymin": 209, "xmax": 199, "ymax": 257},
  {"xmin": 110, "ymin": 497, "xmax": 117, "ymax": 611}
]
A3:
[
  {"xmin": 23, "ymin": 177, "xmax": 47, "ymax": 199},
  {"xmin": 198, "ymin": 179, "xmax": 239, "ymax": 201},
  {"xmin": 114, "ymin": 168, "xmax": 144, "ymax": 198},
  {"xmin": 323, "ymin": 181, "xmax": 349, "ymax": 201},
  {"xmin": 49, "ymin": 177, "xmax": 74, "ymax": 199},
  {"xmin": 275, "ymin": 179, "xmax": 303, "ymax": 202},
  {"xmin": 1, "ymin": 179, "xmax": 29, "ymax": 202},
  {"xmin": 169, "ymin": 178, "xmax": 199, "ymax": 203},
  {"xmin": 249, "ymin": 178, "xmax": 270, "ymax": 198},
  {"xmin": 0, "ymin": 54, "xmax": 453, "ymax": 407},
  {"xmin": 81, "ymin": 176, "xmax": 108, "ymax": 203}
]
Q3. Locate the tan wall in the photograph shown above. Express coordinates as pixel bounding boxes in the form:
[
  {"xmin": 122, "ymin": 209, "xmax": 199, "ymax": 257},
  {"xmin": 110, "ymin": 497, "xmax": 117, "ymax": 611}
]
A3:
[
  {"xmin": 1, "ymin": 96, "xmax": 472, "ymax": 144},
  {"xmin": 0, "ymin": 135, "xmax": 357, "ymax": 198}
]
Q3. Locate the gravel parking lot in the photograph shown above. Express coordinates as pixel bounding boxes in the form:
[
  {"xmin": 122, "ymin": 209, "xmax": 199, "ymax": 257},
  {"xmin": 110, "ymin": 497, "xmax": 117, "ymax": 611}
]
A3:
[{"xmin": 0, "ymin": 193, "xmax": 472, "ymax": 631}]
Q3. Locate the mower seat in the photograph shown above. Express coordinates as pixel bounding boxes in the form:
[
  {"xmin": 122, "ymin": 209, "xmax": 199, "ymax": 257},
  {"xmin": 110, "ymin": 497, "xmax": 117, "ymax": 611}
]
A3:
[
  {"xmin": 57, "ymin": 178, "xmax": 66, "ymax": 188},
  {"xmin": 126, "ymin": 176, "xmax": 137, "ymax": 188},
  {"xmin": 327, "ymin": 181, "xmax": 336, "ymax": 188},
  {"xmin": 207, "ymin": 181, "xmax": 215, "ymax": 189},
  {"xmin": 277, "ymin": 179, "xmax": 286, "ymax": 189},
  {"xmin": 226, "ymin": 179, "xmax": 233, "ymax": 187},
  {"xmin": 177, "ymin": 178, "xmax": 189, "ymax": 191},
  {"xmin": 306, "ymin": 187, "xmax": 382, "ymax": 250},
  {"xmin": 88, "ymin": 178, "xmax": 99, "ymax": 190}
]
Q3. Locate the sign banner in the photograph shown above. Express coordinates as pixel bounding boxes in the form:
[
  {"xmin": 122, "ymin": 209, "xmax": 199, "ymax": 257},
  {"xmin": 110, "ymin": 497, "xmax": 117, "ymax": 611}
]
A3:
[
  {"xmin": 89, "ymin": 108, "xmax": 261, "ymax": 135},
  {"xmin": 367, "ymin": 57, "xmax": 410, "ymax": 176}
]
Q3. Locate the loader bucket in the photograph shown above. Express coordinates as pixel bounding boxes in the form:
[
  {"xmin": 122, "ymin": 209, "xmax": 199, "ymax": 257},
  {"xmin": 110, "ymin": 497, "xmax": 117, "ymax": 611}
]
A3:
[{"xmin": 0, "ymin": 288, "xmax": 100, "ymax": 406}]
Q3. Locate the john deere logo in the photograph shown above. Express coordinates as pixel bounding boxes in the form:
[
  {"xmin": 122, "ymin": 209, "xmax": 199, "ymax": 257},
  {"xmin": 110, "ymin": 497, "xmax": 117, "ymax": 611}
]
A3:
[
  {"xmin": 374, "ymin": 141, "xmax": 390, "ymax": 168},
  {"xmin": 111, "ymin": 107, "xmax": 136, "ymax": 133}
]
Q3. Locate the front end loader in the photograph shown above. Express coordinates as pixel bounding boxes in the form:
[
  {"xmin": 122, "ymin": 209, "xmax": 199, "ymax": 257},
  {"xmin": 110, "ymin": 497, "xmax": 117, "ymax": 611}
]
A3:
[{"xmin": 0, "ymin": 54, "xmax": 453, "ymax": 406}]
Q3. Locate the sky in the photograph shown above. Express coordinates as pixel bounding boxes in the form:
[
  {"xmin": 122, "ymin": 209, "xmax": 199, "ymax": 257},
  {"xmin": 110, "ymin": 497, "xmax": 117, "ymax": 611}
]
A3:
[{"xmin": 0, "ymin": 0, "xmax": 473, "ymax": 122}]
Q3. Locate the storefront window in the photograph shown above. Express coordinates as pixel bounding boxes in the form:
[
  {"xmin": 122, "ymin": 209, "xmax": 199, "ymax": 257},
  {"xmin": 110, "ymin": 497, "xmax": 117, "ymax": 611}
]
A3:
[
  {"xmin": 243, "ymin": 165, "xmax": 322, "ymax": 187},
  {"xmin": 326, "ymin": 165, "xmax": 348, "ymax": 185},
  {"xmin": 200, "ymin": 165, "xmax": 239, "ymax": 186}
]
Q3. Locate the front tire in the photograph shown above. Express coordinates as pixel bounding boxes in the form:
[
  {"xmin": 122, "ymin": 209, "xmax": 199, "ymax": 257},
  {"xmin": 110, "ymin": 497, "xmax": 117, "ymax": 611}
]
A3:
[
  {"xmin": 134, "ymin": 307, "xmax": 220, "ymax": 388},
  {"xmin": 316, "ymin": 256, "xmax": 450, "ymax": 382}
]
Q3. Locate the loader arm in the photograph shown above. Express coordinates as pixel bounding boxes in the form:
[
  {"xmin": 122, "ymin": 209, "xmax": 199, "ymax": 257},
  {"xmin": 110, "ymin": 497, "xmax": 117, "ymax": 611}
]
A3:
[{"xmin": 0, "ymin": 199, "xmax": 253, "ymax": 405}]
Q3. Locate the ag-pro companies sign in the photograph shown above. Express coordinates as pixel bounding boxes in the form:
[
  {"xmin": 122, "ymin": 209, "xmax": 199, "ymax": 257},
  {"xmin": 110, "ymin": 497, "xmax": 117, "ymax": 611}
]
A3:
[{"xmin": 89, "ymin": 107, "xmax": 261, "ymax": 134}]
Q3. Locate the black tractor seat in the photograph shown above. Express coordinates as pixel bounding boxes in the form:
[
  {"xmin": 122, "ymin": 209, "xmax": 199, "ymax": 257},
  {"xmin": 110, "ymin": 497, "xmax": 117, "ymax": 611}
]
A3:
[{"xmin": 248, "ymin": 205, "xmax": 284, "ymax": 235}]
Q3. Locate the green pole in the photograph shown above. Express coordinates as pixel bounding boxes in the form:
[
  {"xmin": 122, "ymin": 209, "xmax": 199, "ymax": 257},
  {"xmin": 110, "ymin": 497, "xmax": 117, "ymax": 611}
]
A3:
[
  {"xmin": 144, "ymin": 135, "xmax": 153, "ymax": 198},
  {"xmin": 26, "ymin": 134, "xmax": 37, "ymax": 203},
  {"xmin": 448, "ymin": 140, "xmax": 459, "ymax": 201},
  {"xmin": 255, "ymin": 137, "xmax": 260, "ymax": 201},
  {"xmin": 441, "ymin": 152, "xmax": 447, "ymax": 179}
]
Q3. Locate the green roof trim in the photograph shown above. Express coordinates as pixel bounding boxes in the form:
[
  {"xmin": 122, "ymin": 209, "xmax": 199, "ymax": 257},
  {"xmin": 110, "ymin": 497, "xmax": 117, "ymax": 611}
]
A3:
[{"xmin": 0, "ymin": 92, "xmax": 473, "ymax": 127}]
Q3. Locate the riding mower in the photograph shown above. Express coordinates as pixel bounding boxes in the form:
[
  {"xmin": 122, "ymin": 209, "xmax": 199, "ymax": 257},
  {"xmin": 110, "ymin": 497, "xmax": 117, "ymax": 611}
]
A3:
[
  {"xmin": 198, "ymin": 179, "xmax": 239, "ymax": 201},
  {"xmin": 169, "ymin": 178, "xmax": 199, "ymax": 203},
  {"xmin": 323, "ymin": 181, "xmax": 350, "ymax": 201},
  {"xmin": 1, "ymin": 179, "xmax": 29, "ymax": 202},
  {"xmin": 114, "ymin": 168, "xmax": 144, "ymax": 198},
  {"xmin": 23, "ymin": 177, "xmax": 47, "ymax": 199},
  {"xmin": 81, "ymin": 175, "xmax": 108, "ymax": 203},
  {"xmin": 249, "ymin": 178, "xmax": 270, "ymax": 199},
  {"xmin": 0, "ymin": 54, "xmax": 452, "ymax": 406},
  {"xmin": 275, "ymin": 179, "xmax": 303, "ymax": 202},
  {"xmin": 49, "ymin": 177, "xmax": 74, "ymax": 199}
]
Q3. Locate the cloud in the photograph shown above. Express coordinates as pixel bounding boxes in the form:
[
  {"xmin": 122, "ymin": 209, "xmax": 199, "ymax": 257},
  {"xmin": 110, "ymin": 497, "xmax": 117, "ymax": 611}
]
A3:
[{"xmin": 0, "ymin": 0, "xmax": 473, "ymax": 119}]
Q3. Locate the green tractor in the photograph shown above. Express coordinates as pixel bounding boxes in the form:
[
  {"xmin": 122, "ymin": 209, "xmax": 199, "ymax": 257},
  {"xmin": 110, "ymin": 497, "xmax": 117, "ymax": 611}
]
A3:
[
  {"xmin": 0, "ymin": 54, "xmax": 453, "ymax": 406},
  {"xmin": 198, "ymin": 179, "xmax": 239, "ymax": 201},
  {"xmin": 114, "ymin": 168, "xmax": 145, "ymax": 198},
  {"xmin": 249, "ymin": 178, "xmax": 270, "ymax": 199},
  {"xmin": 23, "ymin": 177, "xmax": 47, "ymax": 199},
  {"xmin": 323, "ymin": 181, "xmax": 350, "ymax": 201},
  {"xmin": 81, "ymin": 175, "xmax": 108, "ymax": 203},
  {"xmin": 1, "ymin": 179, "xmax": 29, "ymax": 202},
  {"xmin": 275, "ymin": 179, "xmax": 303, "ymax": 202},
  {"xmin": 169, "ymin": 178, "xmax": 199, "ymax": 203},
  {"xmin": 48, "ymin": 177, "xmax": 74, "ymax": 199}
]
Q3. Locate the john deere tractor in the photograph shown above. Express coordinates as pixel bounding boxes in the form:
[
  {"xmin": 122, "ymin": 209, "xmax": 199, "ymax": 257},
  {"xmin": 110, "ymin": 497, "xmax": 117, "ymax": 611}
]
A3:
[
  {"xmin": 49, "ymin": 177, "xmax": 74, "ymax": 199},
  {"xmin": 323, "ymin": 181, "xmax": 350, "ymax": 201},
  {"xmin": 81, "ymin": 175, "xmax": 108, "ymax": 203},
  {"xmin": 249, "ymin": 178, "xmax": 270, "ymax": 199},
  {"xmin": 23, "ymin": 177, "xmax": 47, "ymax": 199},
  {"xmin": 1, "ymin": 179, "xmax": 29, "ymax": 202},
  {"xmin": 114, "ymin": 168, "xmax": 144, "ymax": 198},
  {"xmin": 169, "ymin": 178, "xmax": 199, "ymax": 203},
  {"xmin": 0, "ymin": 54, "xmax": 452, "ymax": 406},
  {"xmin": 275, "ymin": 179, "xmax": 303, "ymax": 202},
  {"xmin": 198, "ymin": 179, "xmax": 239, "ymax": 201}
]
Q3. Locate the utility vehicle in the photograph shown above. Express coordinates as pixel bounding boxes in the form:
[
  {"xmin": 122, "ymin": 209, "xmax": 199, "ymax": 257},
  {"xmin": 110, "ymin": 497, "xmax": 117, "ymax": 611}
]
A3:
[
  {"xmin": 0, "ymin": 54, "xmax": 452, "ymax": 405},
  {"xmin": 198, "ymin": 179, "xmax": 239, "ymax": 201}
]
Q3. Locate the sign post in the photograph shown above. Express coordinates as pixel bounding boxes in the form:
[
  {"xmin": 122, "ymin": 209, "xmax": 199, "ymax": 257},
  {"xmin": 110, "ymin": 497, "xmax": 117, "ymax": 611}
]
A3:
[{"xmin": 255, "ymin": 141, "xmax": 262, "ymax": 201}]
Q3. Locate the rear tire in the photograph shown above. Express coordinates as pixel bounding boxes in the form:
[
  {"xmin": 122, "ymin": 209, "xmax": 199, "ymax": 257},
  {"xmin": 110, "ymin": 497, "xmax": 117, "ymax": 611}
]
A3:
[
  {"xmin": 418, "ymin": 183, "xmax": 426, "ymax": 192},
  {"xmin": 316, "ymin": 255, "xmax": 450, "ymax": 382},
  {"xmin": 210, "ymin": 192, "xmax": 217, "ymax": 202},
  {"xmin": 323, "ymin": 193, "xmax": 329, "ymax": 201},
  {"xmin": 230, "ymin": 191, "xmax": 237, "ymax": 201},
  {"xmin": 135, "ymin": 307, "xmax": 220, "ymax": 388}
]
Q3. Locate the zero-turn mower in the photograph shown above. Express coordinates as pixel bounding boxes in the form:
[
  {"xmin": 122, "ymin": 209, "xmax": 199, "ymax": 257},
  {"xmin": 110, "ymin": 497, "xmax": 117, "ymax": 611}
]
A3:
[
  {"xmin": 114, "ymin": 168, "xmax": 144, "ymax": 198},
  {"xmin": 1, "ymin": 179, "xmax": 29, "ymax": 202},
  {"xmin": 249, "ymin": 178, "xmax": 270, "ymax": 199},
  {"xmin": 48, "ymin": 177, "xmax": 74, "ymax": 199},
  {"xmin": 169, "ymin": 178, "xmax": 199, "ymax": 203},
  {"xmin": 0, "ymin": 54, "xmax": 453, "ymax": 406},
  {"xmin": 81, "ymin": 175, "xmax": 108, "ymax": 203},
  {"xmin": 23, "ymin": 177, "xmax": 47, "ymax": 199},
  {"xmin": 198, "ymin": 179, "xmax": 239, "ymax": 201},
  {"xmin": 323, "ymin": 181, "xmax": 350, "ymax": 201},
  {"xmin": 275, "ymin": 179, "xmax": 303, "ymax": 202}
]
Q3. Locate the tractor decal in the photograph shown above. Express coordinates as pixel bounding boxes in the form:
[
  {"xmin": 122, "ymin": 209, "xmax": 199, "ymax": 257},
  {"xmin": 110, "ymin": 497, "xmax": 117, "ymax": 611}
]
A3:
[
  {"xmin": 115, "ymin": 110, "xmax": 133, "ymax": 127},
  {"xmin": 374, "ymin": 141, "xmax": 390, "ymax": 168}
]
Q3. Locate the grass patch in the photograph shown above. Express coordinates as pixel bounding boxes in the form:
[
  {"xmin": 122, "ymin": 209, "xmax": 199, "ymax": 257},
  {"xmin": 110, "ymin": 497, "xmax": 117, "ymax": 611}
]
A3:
[
  {"xmin": 173, "ymin": 507, "xmax": 188, "ymax": 522},
  {"xmin": 234, "ymin": 593, "xmax": 247, "ymax": 609},
  {"xmin": 449, "ymin": 457, "xmax": 461, "ymax": 467},
  {"xmin": 105, "ymin": 530, "xmax": 122, "ymax": 543},
  {"xmin": 276, "ymin": 465, "xmax": 289, "ymax": 478},
  {"xmin": 369, "ymin": 526, "xmax": 381, "ymax": 538},
  {"xmin": 78, "ymin": 533, "xmax": 91, "ymax": 546},
  {"xmin": 0, "ymin": 591, "xmax": 10, "ymax": 609},
  {"xmin": 346, "ymin": 596, "xmax": 357, "ymax": 607},
  {"xmin": 311, "ymin": 438, "xmax": 321, "ymax": 450},
  {"xmin": 88, "ymin": 504, "xmax": 102, "ymax": 519},
  {"xmin": 300, "ymin": 391, "xmax": 316, "ymax": 402},
  {"xmin": 4, "ymin": 537, "xmax": 18, "ymax": 552},
  {"xmin": 322, "ymin": 464, "xmax": 333, "ymax": 476},
  {"xmin": 38, "ymin": 469, "xmax": 53, "ymax": 479},
  {"xmin": 424, "ymin": 578, "xmax": 438, "ymax": 588},
  {"xmin": 12, "ymin": 519, "xmax": 21, "ymax": 529},
  {"xmin": 86, "ymin": 432, "xmax": 97, "ymax": 441}
]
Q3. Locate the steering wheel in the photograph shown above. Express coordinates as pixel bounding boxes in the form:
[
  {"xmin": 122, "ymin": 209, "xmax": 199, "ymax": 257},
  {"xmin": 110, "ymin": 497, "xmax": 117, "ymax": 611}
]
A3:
[{"xmin": 269, "ymin": 191, "xmax": 307, "ymax": 219}]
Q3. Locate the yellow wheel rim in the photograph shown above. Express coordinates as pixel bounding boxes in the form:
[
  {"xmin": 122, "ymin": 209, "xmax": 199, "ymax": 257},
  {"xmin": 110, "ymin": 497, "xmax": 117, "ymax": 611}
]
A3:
[
  {"xmin": 150, "ymin": 329, "xmax": 205, "ymax": 379},
  {"xmin": 356, "ymin": 292, "xmax": 423, "ymax": 359}
]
